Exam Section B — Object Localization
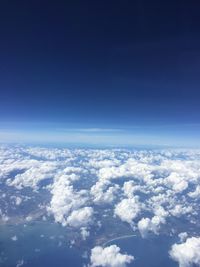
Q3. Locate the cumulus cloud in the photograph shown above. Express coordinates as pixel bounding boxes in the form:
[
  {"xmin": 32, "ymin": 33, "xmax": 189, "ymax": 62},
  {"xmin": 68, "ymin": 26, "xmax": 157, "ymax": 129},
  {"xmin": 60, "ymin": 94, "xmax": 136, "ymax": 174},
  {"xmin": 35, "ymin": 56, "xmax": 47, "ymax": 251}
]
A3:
[
  {"xmin": 89, "ymin": 245, "xmax": 134, "ymax": 267},
  {"xmin": 98, "ymin": 158, "xmax": 153, "ymax": 182},
  {"xmin": 122, "ymin": 181, "xmax": 140, "ymax": 198},
  {"xmin": 66, "ymin": 207, "xmax": 93, "ymax": 228},
  {"xmin": 166, "ymin": 172, "xmax": 188, "ymax": 193},
  {"xmin": 188, "ymin": 185, "xmax": 200, "ymax": 199},
  {"xmin": 169, "ymin": 237, "xmax": 200, "ymax": 267},
  {"xmin": 170, "ymin": 204, "xmax": 193, "ymax": 218},
  {"xmin": 90, "ymin": 180, "xmax": 119, "ymax": 204},
  {"xmin": 137, "ymin": 217, "xmax": 152, "ymax": 238},
  {"xmin": 138, "ymin": 213, "xmax": 166, "ymax": 238},
  {"xmin": 48, "ymin": 179, "xmax": 88, "ymax": 226},
  {"xmin": 7, "ymin": 161, "xmax": 58, "ymax": 189},
  {"xmin": 114, "ymin": 197, "xmax": 141, "ymax": 225}
]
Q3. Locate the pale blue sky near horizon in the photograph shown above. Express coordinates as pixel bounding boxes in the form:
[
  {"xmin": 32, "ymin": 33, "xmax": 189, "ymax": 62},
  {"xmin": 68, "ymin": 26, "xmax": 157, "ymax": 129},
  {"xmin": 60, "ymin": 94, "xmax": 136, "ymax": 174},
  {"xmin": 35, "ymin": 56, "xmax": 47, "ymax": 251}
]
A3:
[{"xmin": 0, "ymin": 121, "xmax": 200, "ymax": 147}]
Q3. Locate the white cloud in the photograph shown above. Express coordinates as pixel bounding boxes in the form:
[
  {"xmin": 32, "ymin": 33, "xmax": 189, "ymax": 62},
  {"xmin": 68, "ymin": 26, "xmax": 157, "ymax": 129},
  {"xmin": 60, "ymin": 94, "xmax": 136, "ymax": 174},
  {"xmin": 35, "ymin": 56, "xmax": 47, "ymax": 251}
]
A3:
[
  {"xmin": 48, "ymin": 176, "xmax": 88, "ymax": 226},
  {"xmin": 166, "ymin": 172, "xmax": 188, "ymax": 193},
  {"xmin": 87, "ymin": 158, "xmax": 120, "ymax": 169},
  {"xmin": 123, "ymin": 181, "xmax": 137, "ymax": 198},
  {"xmin": 188, "ymin": 185, "xmax": 200, "ymax": 199},
  {"xmin": 170, "ymin": 204, "xmax": 193, "ymax": 217},
  {"xmin": 66, "ymin": 207, "xmax": 93, "ymax": 228},
  {"xmin": 138, "ymin": 214, "xmax": 166, "ymax": 237},
  {"xmin": 169, "ymin": 237, "xmax": 200, "ymax": 267},
  {"xmin": 114, "ymin": 197, "xmax": 141, "ymax": 225},
  {"xmin": 91, "ymin": 180, "xmax": 119, "ymax": 204},
  {"xmin": 137, "ymin": 217, "xmax": 152, "ymax": 238},
  {"xmin": 81, "ymin": 227, "xmax": 90, "ymax": 240},
  {"xmin": 7, "ymin": 161, "xmax": 58, "ymax": 189},
  {"xmin": 98, "ymin": 158, "xmax": 153, "ymax": 182},
  {"xmin": 89, "ymin": 245, "xmax": 134, "ymax": 267},
  {"xmin": 15, "ymin": 196, "xmax": 22, "ymax": 206}
]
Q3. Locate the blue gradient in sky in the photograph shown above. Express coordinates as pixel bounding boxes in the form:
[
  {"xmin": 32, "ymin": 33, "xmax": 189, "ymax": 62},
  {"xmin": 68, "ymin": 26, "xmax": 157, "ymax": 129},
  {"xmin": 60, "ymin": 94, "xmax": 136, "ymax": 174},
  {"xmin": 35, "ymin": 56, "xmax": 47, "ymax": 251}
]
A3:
[{"xmin": 0, "ymin": 1, "xmax": 200, "ymax": 145}]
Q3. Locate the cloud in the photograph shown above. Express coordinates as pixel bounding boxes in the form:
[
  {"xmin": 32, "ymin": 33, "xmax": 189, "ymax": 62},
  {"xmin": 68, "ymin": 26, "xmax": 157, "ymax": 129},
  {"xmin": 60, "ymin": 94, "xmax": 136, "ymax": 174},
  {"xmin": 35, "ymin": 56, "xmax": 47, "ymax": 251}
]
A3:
[
  {"xmin": 170, "ymin": 204, "xmax": 193, "ymax": 218},
  {"xmin": 188, "ymin": 185, "xmax": 200, "ymax": 199},
  {"xmin": 166, "ymin": 172, "xmax": 188, "ymax": 193},
  {"xmin": 114, "ymin": 197, "xmax": 141, "ymax": 225},
  {"xmin": 10, "ymin": 196, "xmax": 22, "ymax": 206},
  {"xmin": 169, "ymin": 237, "xmax": 200, "ymax": 267},
  {"xmin": 47, "ymin": 174, "xmax": 89, "ymax": 226},
  {"xmin": 137, "ymin": 217, "xmax": 152, "ymax": 238},
  {"xmin": 91, "ymin": 180, "xmax": 119, "ymax": 204},
  {"xmin": 66, "ymin": 207, "xmax": 93, "ymax": 228},
  {"xmin": 98, "ymin": 158, "xmax": 153, "ymax": 182},
  {"xmin": 89, "ymin": 245, "xmax": 134, "ymax": 267},
  {"xmin": 7, "ymin": 161, "xmax": 59, "ymax": 189},
  {"xmin": 138, "ymin": 196, "xmax": 169, "ymax": 237},
  {"xmin": 138, "ymin": 211, "xmax": 167, "ymax": 238},
  {"xmin": 80, "ymin": 227, "xmax": 90, "ymax": 240},
  {"xmin": 123, "ymin": 181, "xmax": 138, "ymax": 198}
]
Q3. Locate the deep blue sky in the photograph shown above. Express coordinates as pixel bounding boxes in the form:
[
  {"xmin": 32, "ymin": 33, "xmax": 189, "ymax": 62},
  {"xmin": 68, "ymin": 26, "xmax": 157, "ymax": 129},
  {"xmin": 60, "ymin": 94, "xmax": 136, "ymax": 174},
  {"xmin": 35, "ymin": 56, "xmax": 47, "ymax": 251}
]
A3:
[{"xmin": 0, "ymin": 1, "xmax": 200, "ymax": 145}]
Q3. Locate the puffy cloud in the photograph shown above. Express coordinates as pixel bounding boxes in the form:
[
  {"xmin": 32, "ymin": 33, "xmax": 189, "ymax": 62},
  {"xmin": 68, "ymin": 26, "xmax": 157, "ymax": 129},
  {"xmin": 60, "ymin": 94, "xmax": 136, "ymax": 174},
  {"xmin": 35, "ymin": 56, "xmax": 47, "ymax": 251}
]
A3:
[
  {"xmin": 87, "ymin": 158, "xmax": 120, "ymax": 169},
  {"xmin": 48, "ymin": 174, "xmax": 89, "ymax": 226},
  {"xmin": 98, "ymin": 158, "xmax": 153, "ymax": 182},
  {"xmin": 10, "ymin": 196, "xmax": 22, "ymax": 206},
  {"xmin": 123, "ymin": 181, "xmax": 137, "ymax": 198},
  {"xmin": 90, "ymin": 180, "xmax": 119, "ymax": 204},
  {"xmin": 138, "ymin": 215, "xmax": 165, "ymax": 237},
  {"xmin": 7, "ymin": 161, "xmax": 58, "ymax": 189},
  {"xmin": 114, "ymin": 197, "xmax": 141, "ymax": 224},
  {"xmin": 170, "ymin": 204, "xmax": 193, "ymax": 217},
  {"xmin": 188, "ymin": 185, "xmax": 200, "ymax": 199},
  {"xmin": 137, "ymin": 217, "xmax": 152, "ymax": 238},
  {"xmin": 66, "ymin": 207, "xmax": 93, "ymax": 228},
  {"xmin": 63, "ymin": 166, "xmax": 86, "ymax": 174},
  {"xmin": 15, "ymin": 196, "xmax": 22, "ymax": 206},
  {"xmin": 169, "ymin": 237, "xmax": 200, "ymax": 267},
  {"xmin": 89, "ymin": 245, "xmax": 134, "ymax": 267},
  {"xmin": 166, "ymin": 172, "xmax": 188, "ymax": 193},
  {"xmin": 81, "ymin": 227, "xmax": 90, "ymax": 240},
  {"xmin": 154, "ymin": 205, "xmax": 169, "ymax": 218},
  {"xmin": 138, "ymin": 205, "xmax": 168, "ymax": 237}
]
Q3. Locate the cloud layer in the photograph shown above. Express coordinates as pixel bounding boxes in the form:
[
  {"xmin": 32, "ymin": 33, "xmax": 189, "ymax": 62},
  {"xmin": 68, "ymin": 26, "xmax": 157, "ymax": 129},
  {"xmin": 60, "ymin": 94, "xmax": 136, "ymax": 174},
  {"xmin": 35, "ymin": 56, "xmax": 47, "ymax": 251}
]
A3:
[{"xmin": 1, "ymin": 145, "xmax": 200, "ymax": 266}]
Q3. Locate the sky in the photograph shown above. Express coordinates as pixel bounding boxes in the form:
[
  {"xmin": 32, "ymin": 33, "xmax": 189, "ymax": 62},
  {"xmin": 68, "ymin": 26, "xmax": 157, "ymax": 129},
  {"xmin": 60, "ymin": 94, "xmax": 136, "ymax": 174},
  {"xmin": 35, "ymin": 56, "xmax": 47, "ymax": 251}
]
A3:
[{"xmin": 0, "ymin": 0, "xmax": 200, "ymax": 146}]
